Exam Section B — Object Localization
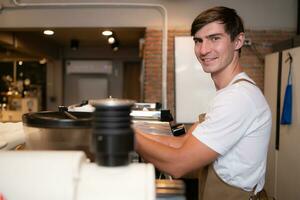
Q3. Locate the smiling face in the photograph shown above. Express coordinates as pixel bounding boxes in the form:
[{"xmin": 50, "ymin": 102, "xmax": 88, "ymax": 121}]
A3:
[{"xmin": 193, "ymin": 21, "xmax": 243, "ymax": 77}]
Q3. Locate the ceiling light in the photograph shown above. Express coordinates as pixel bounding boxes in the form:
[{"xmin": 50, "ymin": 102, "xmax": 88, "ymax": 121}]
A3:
[
  {"xmin": 18, "ymin": 61, "xmax": 23, "ymax": 66},
  {"xmin": 102, "ymin": 30, "xmax": 113, "ymax": 36},
  {"xmin": 108, "ymin": 36, "xmax": 115, "ymax": 44},
  {"xmin": 43, "ymin": 29, "xmax": 54, "ymax": 35},
  {"xmin": 111, "ymin": 41, "xmax": 119, "ymax": 52},
  {"xmin": 112, "ymin": 46, "xmax": 119, "ymax": 51}
]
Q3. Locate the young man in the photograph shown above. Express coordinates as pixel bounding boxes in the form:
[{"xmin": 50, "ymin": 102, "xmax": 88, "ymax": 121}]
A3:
[{"xmin": 134, "ymin": 6, "xmax": 271, "ymax": 199}]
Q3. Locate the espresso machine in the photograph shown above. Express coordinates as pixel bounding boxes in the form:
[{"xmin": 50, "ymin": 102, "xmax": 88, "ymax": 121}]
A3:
[{"xmin": 0, "ymin": 98, "xmax": 156, "ymax": 200}]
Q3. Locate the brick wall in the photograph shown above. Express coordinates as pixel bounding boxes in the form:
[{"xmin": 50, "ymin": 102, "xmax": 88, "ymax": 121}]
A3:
[
  {"xmin": 143, "ymin": 29, "xmax": 295, "ymax": 116},
  {"xmin": 241, "ymin": 30, "xmax": 295, "ymax": 91}
]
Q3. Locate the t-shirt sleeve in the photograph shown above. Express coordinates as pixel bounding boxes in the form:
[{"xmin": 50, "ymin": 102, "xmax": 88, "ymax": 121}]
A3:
[{"xmin": 192, "ymin": 89, "xmax": 255, "ymax": 155}]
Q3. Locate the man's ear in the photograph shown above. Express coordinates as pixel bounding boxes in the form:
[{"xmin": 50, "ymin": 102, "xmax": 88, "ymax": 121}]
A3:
[{"xmin": 234, "ymin": 32, "xmax": 245, "ymax": 50}]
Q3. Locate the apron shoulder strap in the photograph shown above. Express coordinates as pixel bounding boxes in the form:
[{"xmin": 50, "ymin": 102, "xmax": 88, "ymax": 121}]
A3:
[{"xmin": 232, "ymin": 78, "xmax": 256, "ymax": 86}]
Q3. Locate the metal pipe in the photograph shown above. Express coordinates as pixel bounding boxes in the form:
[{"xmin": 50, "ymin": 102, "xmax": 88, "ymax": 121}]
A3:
[{"xmin": 9, "ymin": 0, "xmax": 169, "ymax": 109}]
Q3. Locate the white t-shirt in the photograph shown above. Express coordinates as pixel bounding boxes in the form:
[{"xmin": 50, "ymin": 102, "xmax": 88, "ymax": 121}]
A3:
[{"xmin": 192, "ymin": 72, "xmax": 272, "ymax": 193}]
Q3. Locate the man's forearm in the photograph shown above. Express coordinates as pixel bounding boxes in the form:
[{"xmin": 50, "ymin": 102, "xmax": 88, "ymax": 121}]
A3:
[
  {"xmin": 138, "ymin": 131, "xmax": 187, "ymax": 148},
  {"xmin": 134, "ymin": 133, "xmax": 184, "ymax": 177}
]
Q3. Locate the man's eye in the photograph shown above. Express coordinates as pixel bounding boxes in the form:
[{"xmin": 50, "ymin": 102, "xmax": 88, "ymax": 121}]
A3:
[
  {"xmin": 211, "ymin": 36, "xmax": 220, "ymax": 41},
  {"xmin": 194, "ymin": 39, "xmax": 202, "ymax": 44}
]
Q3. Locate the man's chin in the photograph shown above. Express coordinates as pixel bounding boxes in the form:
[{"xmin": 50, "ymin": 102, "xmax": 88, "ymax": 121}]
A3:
[{"xmin": 202, "ymin": 67, "xmax": 212, "ymax": 73}]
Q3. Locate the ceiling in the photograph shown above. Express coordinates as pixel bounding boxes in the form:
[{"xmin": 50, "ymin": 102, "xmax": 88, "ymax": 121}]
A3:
[
  {"xmin": 0, "ymin": 27, "xmax": 146, "ymax": 60},
  {"xmin": 47, "ymin": 27, "xmax": 145, "ymax": 47},
  {"xmin": 0, "ymin": 27, "xmax": 145, "ymax": 48}
]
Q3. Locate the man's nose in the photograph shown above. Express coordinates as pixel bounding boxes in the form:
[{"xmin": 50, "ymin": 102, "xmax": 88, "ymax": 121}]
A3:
[{"xmin": 198, "ymin": 40, "xmax": 211, "ymax": 55}]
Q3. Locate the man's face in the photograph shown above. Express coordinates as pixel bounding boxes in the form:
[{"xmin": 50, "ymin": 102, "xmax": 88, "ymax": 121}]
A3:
[{"xmin": 193, "ymin": 21, "xmax": 239, "ymax": 75}]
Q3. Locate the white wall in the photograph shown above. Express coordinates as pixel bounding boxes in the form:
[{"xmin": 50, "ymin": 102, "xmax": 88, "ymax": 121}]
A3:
[
  {"xmin": 63, "ymin": 60, "xmax": 125, "ymax": 106},
  {"xmin": 0, "ymin": 0, "xmax": 297, "ymax": 31}
]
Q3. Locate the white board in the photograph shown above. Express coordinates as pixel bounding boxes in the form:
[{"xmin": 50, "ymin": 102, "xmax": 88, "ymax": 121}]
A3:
[{"xmin": 175, "ymin": 36, "xmax": 216, "ymax": 123}]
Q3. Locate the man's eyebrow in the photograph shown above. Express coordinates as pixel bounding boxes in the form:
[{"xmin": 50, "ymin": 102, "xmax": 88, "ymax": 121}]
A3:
[
  {"xmin": 193, "ymin": 37, "xmax": 202, "ymax": 42},
  {"xmin": 207, "ymin": 33, "xmax": 224, "ymax": 38},
  {"xmin": 193, "ymin": 33, "xmax": 225, "ymax": 41}
]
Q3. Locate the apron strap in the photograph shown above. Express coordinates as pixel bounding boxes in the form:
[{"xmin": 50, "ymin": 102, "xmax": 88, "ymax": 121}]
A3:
[{"xmin": 232, "ymin": 78, "xmax": 256, "ymax": 86}]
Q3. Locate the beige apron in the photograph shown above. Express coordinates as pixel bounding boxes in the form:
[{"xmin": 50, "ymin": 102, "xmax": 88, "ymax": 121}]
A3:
[
  {"xmin": 201, "ymin": 165, "xmax": 257, "ymax": 200},
  {"xmin": 200, "ymin": 78, "xmax": 261, "ymax": 200}
]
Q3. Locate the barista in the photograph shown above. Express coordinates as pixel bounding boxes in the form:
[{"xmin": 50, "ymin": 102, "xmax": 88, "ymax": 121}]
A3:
[{"xmin": 134, "ymin": 6, "xmax": 272, "ymax": 200}]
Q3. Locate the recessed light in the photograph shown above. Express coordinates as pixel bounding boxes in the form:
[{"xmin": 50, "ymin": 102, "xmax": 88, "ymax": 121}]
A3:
[
  {"xmin": 43, "ymin": 30, "xmax": 54, "ymax": 35},
  {"xmin": 108, "ymin": 36, "xmax": 115, "ymax": 44},
  {"xmin": 102, "ymin": 30, "xmax": 113, "ymax": 36}
]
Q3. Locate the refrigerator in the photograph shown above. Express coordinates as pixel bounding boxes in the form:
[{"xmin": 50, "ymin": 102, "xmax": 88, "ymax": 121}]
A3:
[{"xmin": 264, "ymin": 47, "xmax": 300, "ymax": 200}]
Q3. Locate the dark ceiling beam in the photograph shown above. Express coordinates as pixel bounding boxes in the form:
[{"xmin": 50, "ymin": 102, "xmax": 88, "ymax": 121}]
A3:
[{"xmin": 0, "ymin": 31, "xmax": 60, "ymax": 60}]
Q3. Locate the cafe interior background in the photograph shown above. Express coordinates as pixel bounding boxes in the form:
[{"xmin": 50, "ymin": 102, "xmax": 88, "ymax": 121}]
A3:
[{"xmin": 0, "ymin": 0, "xmax": 299, "ymax": 200}]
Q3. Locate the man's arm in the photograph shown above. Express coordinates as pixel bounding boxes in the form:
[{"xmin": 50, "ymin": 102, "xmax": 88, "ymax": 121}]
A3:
[
  {"xmin": 134, "ymin": 127, "xmax": 219, "ymax": 178},
  {"xmin": 134, "ymin": 130, "xmax": 187, "ymax": 148},
  {"xmin": 134, "ymin": 121, "xmax": 200, "ymax": 148}
]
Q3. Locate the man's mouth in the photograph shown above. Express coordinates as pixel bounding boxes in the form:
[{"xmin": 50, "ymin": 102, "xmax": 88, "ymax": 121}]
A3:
[{"xmin": 201, "ymin": 57, "xmax": 217, "ymax": 64}]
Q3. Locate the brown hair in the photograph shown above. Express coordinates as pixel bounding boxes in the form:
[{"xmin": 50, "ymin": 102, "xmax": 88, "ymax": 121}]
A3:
[{"xmin": 191, "ymin": 6, "xmax": 244, "ymax": 41}]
